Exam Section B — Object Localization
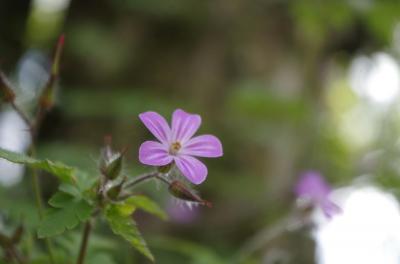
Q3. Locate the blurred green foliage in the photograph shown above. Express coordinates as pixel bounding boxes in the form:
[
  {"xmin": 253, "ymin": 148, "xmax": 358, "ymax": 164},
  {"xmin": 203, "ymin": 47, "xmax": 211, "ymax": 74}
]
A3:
[{"xmin": 2, "ymin": 0, "xmax": 400, "ymax": 263}]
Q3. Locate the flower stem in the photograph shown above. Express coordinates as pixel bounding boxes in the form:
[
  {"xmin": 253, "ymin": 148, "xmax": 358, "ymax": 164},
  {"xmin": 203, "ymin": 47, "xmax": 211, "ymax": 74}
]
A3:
[
  {"xmin": 124, "ymin": 171, "xmax": 161, "ymax": 189},
  {"xmin": 76, "ymin": 220, "xmax": 92, "ymax": 264}
]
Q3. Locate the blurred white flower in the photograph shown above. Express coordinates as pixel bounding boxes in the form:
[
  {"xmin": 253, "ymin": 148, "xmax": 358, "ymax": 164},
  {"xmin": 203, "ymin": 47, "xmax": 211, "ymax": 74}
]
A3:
[
  {"xmin": 314, "ymin": 186, "xmax": 400, "ymax": 264},
  {"xmin": 0, "ymin": 111, "xmax": 31, "ymax": 186}
]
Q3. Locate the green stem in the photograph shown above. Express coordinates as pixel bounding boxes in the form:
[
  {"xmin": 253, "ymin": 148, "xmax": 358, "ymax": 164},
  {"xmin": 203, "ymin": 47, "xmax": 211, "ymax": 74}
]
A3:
[
  {"xmin": 29, "ymin": 141, "xmax": 56, "ymax": 264},
  {"xmin": 118, "ymin": 173, "xmax": 170, "ymax": 201},
  {"xmin": 124, "ymin": 171, "xmax": 160, "ymax": 189},
  {"xmin": 30, "ymin": 145, "xmax": 44, "ymax": 217},
  {"xmin": 76, "ymin": 220, "xmax": 92, "ymax": 264}
]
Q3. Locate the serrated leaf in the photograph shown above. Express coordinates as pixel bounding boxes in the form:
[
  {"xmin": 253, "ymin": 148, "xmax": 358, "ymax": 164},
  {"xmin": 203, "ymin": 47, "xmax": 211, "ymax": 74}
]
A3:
[
  {"xmin": 48, "ymin": 192, "xmax": 73, "ymax": 208},
  {"xmin": 105, "ymin": 202, "xmax": 154, "ymax": 262},
  {"xmin": 126, "ymin": 196, "xmax": 167, "ymax": 220},
  {"xmin": 59, "ymin": 183, "xmax": 81, "ymax": 198},
  {"xmin": 0, "ymin": 147, "xmax": 76, "ymax": 184},
  {"xmin": 59, "ymin": 171, "xmax": 98, "ymax": 200},
  {"xmin": 38, "ymin": 192, "xmax": 93, "ymax": 238}
]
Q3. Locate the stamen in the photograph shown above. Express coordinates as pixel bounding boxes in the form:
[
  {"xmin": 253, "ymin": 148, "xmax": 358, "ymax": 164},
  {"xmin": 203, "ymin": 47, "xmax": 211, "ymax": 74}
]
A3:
[{"xmin": 169, "ymin": 142, "xmax": 181, "ymax": 155}]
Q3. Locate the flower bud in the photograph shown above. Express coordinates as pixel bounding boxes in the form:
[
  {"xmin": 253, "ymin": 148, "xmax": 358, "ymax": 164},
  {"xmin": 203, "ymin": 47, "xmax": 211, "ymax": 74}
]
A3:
[
  {"xmin": 106, "ymin": 178, "xmax": 126, "ymax": 200},
  {"xmin": 99, "ymin": 136, "xmax": 124, "ymax": 180},
  {"xmin": 104, "ymin": 154, "xmax": 123, "ymax": 180},
  {"xmin": 168, "ymin": 180, "xmax": 212, "ymax": 208},
  {"xmin": 0, "ymin": 72, "xmax": 15, "ymax": 103}
]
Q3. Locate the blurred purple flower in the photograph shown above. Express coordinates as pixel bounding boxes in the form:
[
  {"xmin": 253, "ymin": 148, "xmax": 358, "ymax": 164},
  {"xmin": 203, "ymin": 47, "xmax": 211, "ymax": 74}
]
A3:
[
  {"xmin": 167, "ymin": 200, "xmax": 198, "ymax": 224},
  {"xmin": 138, "ymin": 109, "xmax": 223, "ymax": 184},
  {"xmin": 294, "ymin": 171, "xmax": 341, "ymax": 218}
]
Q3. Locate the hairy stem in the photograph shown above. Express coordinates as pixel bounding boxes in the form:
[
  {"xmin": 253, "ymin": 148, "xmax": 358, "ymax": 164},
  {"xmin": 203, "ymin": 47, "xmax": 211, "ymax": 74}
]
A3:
[
  {"xmin": 76, "ymin": 220, "xmax": 92, "ymax": 264},
  {"xmin": 118, "ymin": 173, "xmax": 170, "ymax": 201},
  {"xmin": 124, "ymin": 171, "xmax": 161, "ymax": 189}
]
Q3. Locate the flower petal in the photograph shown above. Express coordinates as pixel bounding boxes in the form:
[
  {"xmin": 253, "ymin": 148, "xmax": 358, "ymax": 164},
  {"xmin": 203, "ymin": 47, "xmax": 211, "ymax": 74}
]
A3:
[
  {"xmin": 294, "ymin": 171, "xmax": 331, "ymax": 201},
  {"xmin": 139, "ymin": 141, "xmax": 173, "ymax": 166},
  {"xmin": 182, "ymin": 135, "xmax": 223, "ymax": 157},
  {"xmin": 139, "ymin": 111, "xmax": 171, "ymax": 144},
  {"xmin": 321, "ymin": 200, "xmax": 342, "ymax": 219},
  {"xmin": 174, "ymin": 155, "xmax": 208, "ymax": 185},
  {"xmin": 171, "ymin": 109, "xmax": 201, "ymax": 143}
]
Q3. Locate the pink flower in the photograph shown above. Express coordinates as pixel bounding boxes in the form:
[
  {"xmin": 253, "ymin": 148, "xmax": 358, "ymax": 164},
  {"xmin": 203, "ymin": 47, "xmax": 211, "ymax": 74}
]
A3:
[
  {"xmin": 294, "ymin": 171, "xmax": 341, "ymax": 218},
  {"xmin": 138, "ymin": 109, "xmax": 223, "ymax": 184}
]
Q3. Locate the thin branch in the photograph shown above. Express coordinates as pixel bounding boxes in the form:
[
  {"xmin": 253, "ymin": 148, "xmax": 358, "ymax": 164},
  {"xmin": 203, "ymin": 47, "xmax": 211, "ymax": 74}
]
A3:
[{"xmin": 10, "ymin": 101, "xmax": 32, "ymax": 132}]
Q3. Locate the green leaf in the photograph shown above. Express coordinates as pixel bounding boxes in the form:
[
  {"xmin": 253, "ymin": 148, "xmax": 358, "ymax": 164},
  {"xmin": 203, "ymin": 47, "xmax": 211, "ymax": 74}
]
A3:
[
  {"xmin": 59, "ymin": 171, "xmax": 98, "ymax": 200},
  {"xmin": 105, "ymin": 201, "xmax": 154, "ymax": 262},
  {"xmin": 38, "ymin": 192, "xmax": 93, "ymax": 238},
  {"xmin": 125, "ymin": 195, "xmax": 167, "ymax": 220},
  {"xmin": 0, "ymin": 147, "xmax": 77, "ymax": 184}
]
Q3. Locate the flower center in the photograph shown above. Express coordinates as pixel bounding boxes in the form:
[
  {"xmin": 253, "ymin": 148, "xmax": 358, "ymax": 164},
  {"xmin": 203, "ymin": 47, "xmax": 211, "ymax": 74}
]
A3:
[{"xmin": 169, "ymin": 141, "xmax": 181, "ymax": 155}]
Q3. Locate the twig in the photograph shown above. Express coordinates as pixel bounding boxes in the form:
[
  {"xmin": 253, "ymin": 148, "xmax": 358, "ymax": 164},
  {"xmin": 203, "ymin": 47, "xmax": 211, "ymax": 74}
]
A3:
[{"xmin": 10, "ymin": 101, "xmax": 32, "ymax": 131}]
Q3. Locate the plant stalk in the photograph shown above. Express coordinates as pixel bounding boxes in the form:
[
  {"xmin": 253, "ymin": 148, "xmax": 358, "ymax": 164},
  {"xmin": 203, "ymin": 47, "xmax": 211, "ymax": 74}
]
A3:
[
  {"xmin": 124, "ymin": 171, "xmax": 161, "ymax": 189},
  {"xmin": 76, "ymin": 220, "xmax": 92, "ymax": 264}
]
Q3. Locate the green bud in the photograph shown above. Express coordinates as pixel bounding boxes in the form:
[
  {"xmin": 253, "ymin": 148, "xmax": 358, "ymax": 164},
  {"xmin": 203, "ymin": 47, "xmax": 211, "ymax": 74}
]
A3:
[
  {"xmin": 106, "ymin": 177, "xmax": 127, "ymax": 200},
  {"xmin": 99, "ymin": 136, "xmax": 125, "ymax": 180},
  {"xmin": 107, "ymin": 183, "xmax": 123, "ymax": 200},
  {"xmin": 105, "ymin": 154, "xmax": 123, "ymax": 180}
]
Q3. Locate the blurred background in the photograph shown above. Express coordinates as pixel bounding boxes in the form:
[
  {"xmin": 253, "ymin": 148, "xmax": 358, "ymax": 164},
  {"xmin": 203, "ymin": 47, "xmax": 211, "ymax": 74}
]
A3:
[{"xmin": 3, "ymin": 0, "xmax": 400, "ymax": 263}]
